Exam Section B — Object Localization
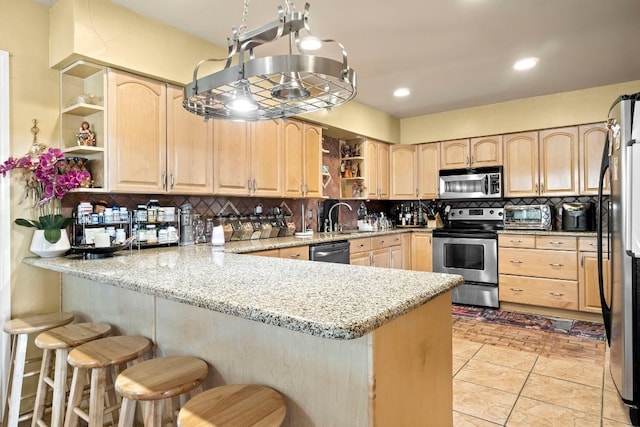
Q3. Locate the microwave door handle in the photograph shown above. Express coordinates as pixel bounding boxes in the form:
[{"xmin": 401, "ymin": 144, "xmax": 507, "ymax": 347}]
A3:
[{"xmin": 484, "ymin": 175, "xmax": 489, "ymax": 195}]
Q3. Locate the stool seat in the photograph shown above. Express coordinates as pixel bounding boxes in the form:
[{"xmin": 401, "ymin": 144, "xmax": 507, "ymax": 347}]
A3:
[
  {"xmin": 35, "ymin": 322, "xmax": 112, "ymax": 349},
  {"xmin": 32, "ymin": 323, "xmax": 112, "ymax": 427},
  {"xmin": 67, "ymin": 335, "xmax": 152, "ymax": 368},
  {"xmin": 3, "ymin": 312, "xmax": 74, "ymax": 334},
  {"xmin": 116, "ymin": 356, "xmax": 208, "ymax": 401},
  {"xmin": 2, "ymin": 312, "xmax": 74, "ymax": 427},
  {"xmin": 177, "ymin": 384, "xmax": 286, "ymax": 427}
]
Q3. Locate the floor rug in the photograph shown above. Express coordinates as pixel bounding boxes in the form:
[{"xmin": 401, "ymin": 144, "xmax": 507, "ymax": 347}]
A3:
[{"xmin": 452, "ymin": 305, "xmax": 606, "ymax": 341}]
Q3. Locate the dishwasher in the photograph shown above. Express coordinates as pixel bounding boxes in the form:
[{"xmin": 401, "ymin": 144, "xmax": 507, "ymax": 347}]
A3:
[{"xmin": 309, "ymin": 240, "xmax": 350, "ymax": 264}]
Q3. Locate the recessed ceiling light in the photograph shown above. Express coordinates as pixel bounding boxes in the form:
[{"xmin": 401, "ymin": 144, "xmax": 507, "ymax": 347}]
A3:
[
  {"xmin": 393, "ymin": 88, "xmax": 410, "ymax": 97},
  {"xmin": 513, "ymin": 57, "xmax": 539, "ymax": 71}
]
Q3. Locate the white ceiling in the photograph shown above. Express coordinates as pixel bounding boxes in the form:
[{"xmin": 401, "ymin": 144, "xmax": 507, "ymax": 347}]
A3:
[{"xmin": 37, "ymin": 0, "xmax": 640, "ymax": 119}]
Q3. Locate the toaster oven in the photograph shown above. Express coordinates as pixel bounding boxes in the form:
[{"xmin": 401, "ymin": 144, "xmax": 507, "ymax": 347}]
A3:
[{"xmin": 503, "ymin": 204, "xmax": 553, "ymax": 230}]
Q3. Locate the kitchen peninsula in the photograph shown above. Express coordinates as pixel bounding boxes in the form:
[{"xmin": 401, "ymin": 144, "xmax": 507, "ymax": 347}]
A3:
[{"xmin": 24, "ymin": 245, "xmax": 462, "ymax": 427}]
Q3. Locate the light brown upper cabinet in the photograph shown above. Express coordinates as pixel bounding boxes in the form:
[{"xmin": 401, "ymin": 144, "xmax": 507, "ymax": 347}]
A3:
[
  {"xmin": 440, "ymin": 136, "xmax": 502, "ymax": 170},
  {"xmin": 108, "ymin": 69, "xmax": 167, "ymax": 193},
  {"xmin": 213, "ymin": 119, "xmax": 282, "ymax": 197},
  {"xmin": 503, "ymin": 128, "xmax": 579, "ymax": 197},
  {"xmin": 389, "ymin": 144, "xmax": 417, "ymax": 200},
  {"xmin": 166, "ymin": 84, "xmax": 214, "ymax": 194},
  {"xmin": 579, "ymin": 123, "xmax": 609, "ymax": 195},
  {"xmin": 282, "ymin": 120, "xmax": 322, "ymax": 198},
  {"xmin": 364, "ymin": 140, "xmax": 390, "ymax": 199},
  {"xmin": 418, "ymin": 143, "xmax": 440, "ymax": 199}
]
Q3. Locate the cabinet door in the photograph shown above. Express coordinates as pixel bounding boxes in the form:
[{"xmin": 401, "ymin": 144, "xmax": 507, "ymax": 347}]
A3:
[
  {"xmin": 213, "ymin": 120, "xmax": 250, "ymax": 195},
  {"xmin": 579, "ymin": 123, "xmax": 609, "ymax": 195},
  {"xmin": 364, "ymin": 140, "xmax": 380, "ymax": 199},
  {"xmin": 401, "ymin": 233, "xmax": 412, "ymax": 270},
  {"xmin": 279, "ymin": 245, "xmax": 309, "ymax": 261},
  {"xmin": 166, "ymin": 84, "xmax": 213, "ymax": 194},
  {"xmin": 108, "ymin": 69, "xmax": 166, "ymax": 192},
  {"xmin": 378, "ymin": 142, "xmax": 390, "ymax": 199},
  {"xmin": 539, "ymin": 127, "xmax": 579, "ymax": 196},
  {"xmin": 440, "ymin": 139, "xmax": 470, "ymax": 170},
  {"xmin": 411, "ymin": 233, "xmax": 432, "ymax": 271},
  {"xmin": 470, "ymin": 135, "xmax": 502, "ymax": 167},
  {"xmin": 390, "ymin": 145, "xmax": 417, "ymax": 200},
  {"xmin": 503, "ymin": 132, "xmax": 539, "ymax": 197},
  {"xmin": 350, "ymin": 251, "xmax": 372, "ymax": 266},
  {"xmin": 417, "ymin": 143, "xmax": 439, "ymax": 199},
  {"xmin": 282, "ymin": 120, "xmax": 304, "ymax": 197},
  {"xmin": 390, "ymin": 246, "xmax": 403, "ymax": 269},
  {"xmin": 579, "ymin": 252, "xmax": 611, "ymax": 313},
  {"xmin": 372, "ymin": 248, "xmax": 390, "ymax": 268},
  {"xmin": 251, "ymin": 120, "xmax": 282, "ymax": 197},
  {"xmin": 303, "ymin": 123, "xmax": 323, "ymax": 198}
]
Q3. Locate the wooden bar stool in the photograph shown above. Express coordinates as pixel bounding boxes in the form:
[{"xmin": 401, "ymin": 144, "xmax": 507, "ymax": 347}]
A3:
[
  {"xmin": 177, "ymin": 384, "xmax": 286, "ymax": 427},
  {"xmin": 2, "ymin": 312, "xmax": 75, "ymax": 427},
  {"xmin": 115, "ymin": 356, "xmax": 209, "ymax": 426},
  {"xmin": 63, "ymin": 335, "xmax": 152, "ymax": 427},
  {"xmin": 31, "ymin": 322, "xmax": 113, "ymax": 427}
]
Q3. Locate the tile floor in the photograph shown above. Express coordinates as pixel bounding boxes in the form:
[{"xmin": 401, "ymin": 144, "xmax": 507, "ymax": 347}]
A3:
[{"xmin": 451, "ymin": 314, "xmax": 634, "ymax": 426}]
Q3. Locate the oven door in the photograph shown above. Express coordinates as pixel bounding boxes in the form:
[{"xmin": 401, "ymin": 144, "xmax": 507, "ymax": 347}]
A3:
[{"xmin": 432, "ymin": 233, "xmax": 498, "ymax": 284}]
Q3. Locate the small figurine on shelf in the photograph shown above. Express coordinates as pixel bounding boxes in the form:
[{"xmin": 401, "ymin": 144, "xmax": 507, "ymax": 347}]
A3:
[
  {"xmin": 76, "ymin": 121, "xmax": 96, "ymax": 146},
  {"xmin": 353, "ymin": 145, "xmax": 361, "ymax": 157},
  {"xmin": 341, "ymin": 142, "xmax": 352, "ymax": 158},
  {"xmin": 352, "ymin": 181, "xmax": 366, "ymax": 198}
]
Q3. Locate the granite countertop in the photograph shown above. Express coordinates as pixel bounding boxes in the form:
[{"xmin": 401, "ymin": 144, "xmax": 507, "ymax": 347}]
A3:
[
  {"xmin": 498, "ymin": 229, "xmax": 596, "ymax": 237},
  {"xmin": 223, "ymin": 228, "xmax": 433, "ymax": 253},
  {"xmin": 23, "ymin": 241, "xmax": 461, "ymax": 341}
]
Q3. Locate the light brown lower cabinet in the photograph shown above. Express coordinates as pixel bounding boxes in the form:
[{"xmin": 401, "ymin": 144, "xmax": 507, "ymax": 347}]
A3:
[
  {"xmin": 411, "ymin": 233, "xmax": 432, "ymax": 272},
  {"xmin": 578, "ymin": 237, "xmax": 611, "ymax": 313},
  {"xmin": 350, "ymin": 234, "xmax": 404, "ymax": 269},
  {"xmin": 250, "ymin": 245, "xmax": 309, "ymax": 260},
  {"xmin": 498, "ymin": 234, "xmax": 578, "ymax": 310}
]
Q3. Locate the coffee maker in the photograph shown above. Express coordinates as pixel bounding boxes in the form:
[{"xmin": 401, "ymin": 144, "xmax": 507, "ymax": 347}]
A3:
[{"xmin": 561, "ymin": 202, "xmax": 594, "ymax": 231}]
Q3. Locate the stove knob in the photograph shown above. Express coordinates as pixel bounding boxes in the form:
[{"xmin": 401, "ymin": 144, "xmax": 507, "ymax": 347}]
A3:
[
  {"xmin": 489, "ymin": 210, "xmax": 494, "ymax": 215},
  {"xmin": 498, "ymin": 211, "xmax": 503, "ymax": 216},
  {"xmin": 458, "ymin": 210, "xmax": 463, "ymax": 215}
]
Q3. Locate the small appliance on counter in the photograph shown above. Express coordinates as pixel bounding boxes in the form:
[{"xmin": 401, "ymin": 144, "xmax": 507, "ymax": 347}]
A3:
[
  {"xmin": 560, "ymin": 202, "xmax": 594, "ymax": 231},
  {"xmin": 503, "ymin": 204, "xmax": 553, "ymax": 230}
]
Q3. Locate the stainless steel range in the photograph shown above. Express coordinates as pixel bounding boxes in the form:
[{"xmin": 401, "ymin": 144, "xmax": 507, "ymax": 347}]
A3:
[{"xmin": 432, "ymin": 207, "xmax": 504, "ymax": 308}]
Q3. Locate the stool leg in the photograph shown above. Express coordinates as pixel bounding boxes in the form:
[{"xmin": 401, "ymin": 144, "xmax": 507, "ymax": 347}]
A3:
[
  {"xmin": 5, "ymin": 333, "xmax": 28, "ymax": 427},
  {"xmin": 50, "ymin": 348, "xmax": 70, "ymax": 427},
  {"xmin": 141, "ymin": 400, "xmax": 161, "ymax": 427},
  {"xmin": 88, "ymin": 368, "xmax": 106, "ymax": 426},
  {"xmin": 31, "ymin": 348, "xmax": 54, "ymax": 427},
  {"xmin": 3, "ymin": 335, "xmax": 18, "ymax": 427},
  {"xmin": 63, "ymin": 367, "xmax": 87, "ymax": 427},
  {"xmin": 117, "ymin": 398, "xmax": 136, "ymax": 427}
]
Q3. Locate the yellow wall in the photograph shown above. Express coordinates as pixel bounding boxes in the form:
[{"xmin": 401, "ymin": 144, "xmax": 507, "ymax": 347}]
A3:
[
  {"xmin": 0, "ymin": 0, "xmax": 62, "ymax": 315},
  {"xmin": 401, "ymin": 80, "xmax": 640, "ymax": 144}
]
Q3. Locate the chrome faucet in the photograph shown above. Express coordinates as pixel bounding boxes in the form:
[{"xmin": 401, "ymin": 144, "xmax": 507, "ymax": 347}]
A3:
[{"xmin": 326, "ymin": 202, "xmax": 353, "ymax": 233}]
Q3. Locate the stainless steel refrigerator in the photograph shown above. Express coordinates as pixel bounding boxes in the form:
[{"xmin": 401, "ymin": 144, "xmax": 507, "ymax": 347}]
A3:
[{"xmin": 598, "ymin": 92, "xmax": 640, "ymax": 425}]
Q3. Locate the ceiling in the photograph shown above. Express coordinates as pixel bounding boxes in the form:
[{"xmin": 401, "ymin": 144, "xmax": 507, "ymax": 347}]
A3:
[{"xmin": 36, "ymin": 0, "xmax": 640, "ymax": 119}]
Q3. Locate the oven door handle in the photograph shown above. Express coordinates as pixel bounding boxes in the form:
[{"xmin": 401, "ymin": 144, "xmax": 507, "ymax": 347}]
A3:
[{"xmin": 433, "ymin": 231, "xmax": 497, "ymax": 240}]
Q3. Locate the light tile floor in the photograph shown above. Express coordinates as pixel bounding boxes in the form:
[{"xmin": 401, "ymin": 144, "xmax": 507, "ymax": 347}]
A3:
[{"xmin": 452, "ymin": 315, "xmax": 634, "ymax": 426}]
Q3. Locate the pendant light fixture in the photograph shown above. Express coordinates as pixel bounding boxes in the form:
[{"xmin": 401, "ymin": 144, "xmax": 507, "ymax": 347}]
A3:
[{"xmin": 183, "ymin": 1, "xmax": 357, "ymax": 121}]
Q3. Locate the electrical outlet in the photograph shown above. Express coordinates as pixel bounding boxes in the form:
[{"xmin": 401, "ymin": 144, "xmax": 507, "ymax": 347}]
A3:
[{"xmin": 307, "ymin": 209, "xmax": 313, "ymax": 219}]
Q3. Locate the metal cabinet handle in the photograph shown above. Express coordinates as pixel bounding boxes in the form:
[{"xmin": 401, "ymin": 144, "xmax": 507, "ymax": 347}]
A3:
[
  {"xmin": 470, "ymin": 156, "xmax": 474, "ymax": 165},
  {"xmin": 535, "ymin": 184, "xmax": 539, "ymax": 193},
  {"xmin": 253, "ymin": 179, "xmax": 257, "ymax": 194},
  {"xmin": 249, "ymin": 180, "xmax": 254, "ymax": 194},
  {"xmin": 290, "ymin": 253, "xmax": 301, "ymax": 258},
  {"xmin": 370, "ymin": 253, "xmax": 374, "ymax": 266},
  {"xmin": 550, "ymin": 292, "xmax": 564, "ymax": 297},
  {"xmin": 589, "ymin": 243, "xmax": 597, "ymax": 247},
  {"xmin": 549, "ymin": 263, "xmax": 564, "ymax": 267},
  {"xmin": 510, "ymin": 260, "xmax": 523, "ymax": 264},
  {"xmin": 510, "ymin": 239, "xmax": 522, "ymax": 243},
  {"xmin": 541, "ymin": 184, "xmax": 544, "ymax": 193},
  {"xmin": 162, "ymin": 172, "xmax": 167, "ymax": 190},
  {"xmin": 549, "ymin": 241, "xmax": 564, "ymax": 245},
  {"xmin": 357, "ymin": 244, "xmax": 365, "ymax": 248},
  {"xmin": 379, "ymin": 240, "xmax": 385, "ymax": 245},
  {"xmin": 510, "ymin": 288, "xmax": 523, "ymax": 292},
  {"xmin": 466, "ymin": 155, "xmax": 470, "ymax": 165}
]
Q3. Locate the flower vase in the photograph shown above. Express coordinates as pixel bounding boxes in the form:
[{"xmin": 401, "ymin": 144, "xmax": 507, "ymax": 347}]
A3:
[{"xmin": 29, "ymin": 229, "xmax": 71, "ymax": 258}]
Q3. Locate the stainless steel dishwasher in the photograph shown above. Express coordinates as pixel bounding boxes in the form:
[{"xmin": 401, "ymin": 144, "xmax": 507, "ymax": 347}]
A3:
[{"xmin": 309, "ymin": 240, "xmax": 350, "ymax": 264}]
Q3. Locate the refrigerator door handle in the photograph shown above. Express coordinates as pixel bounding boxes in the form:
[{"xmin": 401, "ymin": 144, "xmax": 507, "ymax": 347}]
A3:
[{"xmin": 597, "ymin": 131, "xmax": 612, "ymax": 345}]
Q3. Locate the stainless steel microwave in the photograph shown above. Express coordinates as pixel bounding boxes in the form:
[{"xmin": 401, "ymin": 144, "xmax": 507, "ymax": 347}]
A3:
[
  {"xmin": 503, "ymin": 204, "xmax": 553, "ymax": 230},
  {"xmin": 438, "ymin": 167, "xmax": 502, "ymax": 199}
]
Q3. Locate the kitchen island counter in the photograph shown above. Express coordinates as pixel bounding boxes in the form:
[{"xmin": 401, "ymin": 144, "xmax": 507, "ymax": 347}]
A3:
[
  {"xmin": 24, "ymin": 246, "xmax": 461, "ymax": 426},
  {"xmin": 24, "ymin": 245, "xmax": 460, "ymax": 340}
]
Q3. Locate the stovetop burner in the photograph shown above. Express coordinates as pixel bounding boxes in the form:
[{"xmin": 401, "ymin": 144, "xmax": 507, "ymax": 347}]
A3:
[{"xmin": 433, "ymin": 207, "xmax": 504, "ymax": 237}]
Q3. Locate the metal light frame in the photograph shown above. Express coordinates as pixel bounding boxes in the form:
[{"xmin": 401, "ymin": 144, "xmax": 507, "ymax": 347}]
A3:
[{"xmin": 183, "ymin": 2, "xmax": 356, "ymax": 121}]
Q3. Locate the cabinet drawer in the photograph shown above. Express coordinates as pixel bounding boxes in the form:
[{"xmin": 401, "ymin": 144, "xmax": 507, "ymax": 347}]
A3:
[
  {"xmin": 499, "ymin": 274, "xmax": 578, "ymax": 310},
  {"xmin": 350, "ymin": 237, "xmax": 372, "ymax": 253},
  {"xmin": 250, "ymin": 249, "xmax": 280, "ymax": 257},
  {"xmin": 499, "ymin": 248, "xmax": 577, "ymax": 280},
  {"xmin": 498, "ymin": 235, "xmax": 535, "ymax": 248},
  {"xmin": 371, "ymin": 236, "xmax": 394, "ymax": 250},
  {"xmin": 578, "ymin": 237, "xmax": 607, "ymax": 253},
  {"xmin": 536, "ymin": 236, "xmax": 577, "ymax": 250},
  {"xmin": 279, "ymin": 246, "xmax": 309, "ymax": 260}
]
